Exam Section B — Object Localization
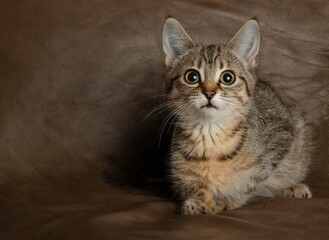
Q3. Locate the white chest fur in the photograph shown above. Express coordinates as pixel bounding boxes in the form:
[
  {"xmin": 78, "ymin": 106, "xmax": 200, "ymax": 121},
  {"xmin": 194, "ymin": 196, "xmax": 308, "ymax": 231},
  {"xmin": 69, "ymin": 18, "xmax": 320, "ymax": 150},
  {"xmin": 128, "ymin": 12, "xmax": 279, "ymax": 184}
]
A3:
[{"xmin": 184, "ymin": 122, "xmax": 242, "ymax": 160}]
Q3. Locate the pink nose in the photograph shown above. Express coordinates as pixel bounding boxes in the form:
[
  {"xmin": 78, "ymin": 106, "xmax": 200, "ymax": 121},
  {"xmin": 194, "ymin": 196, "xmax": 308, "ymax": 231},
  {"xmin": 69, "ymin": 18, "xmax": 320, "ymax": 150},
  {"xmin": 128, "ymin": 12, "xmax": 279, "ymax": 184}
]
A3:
[{"xmin": 203, "ymin": 91, "xmax": 216, "ymax": 100}]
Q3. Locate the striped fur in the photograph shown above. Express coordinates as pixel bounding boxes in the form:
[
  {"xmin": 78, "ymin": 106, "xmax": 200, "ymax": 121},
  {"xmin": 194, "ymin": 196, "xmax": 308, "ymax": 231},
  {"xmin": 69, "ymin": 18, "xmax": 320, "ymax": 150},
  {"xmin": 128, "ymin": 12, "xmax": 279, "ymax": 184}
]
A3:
[{"xmin": 162, "ymin": 18, "xmax": 312, "ymax": 215}]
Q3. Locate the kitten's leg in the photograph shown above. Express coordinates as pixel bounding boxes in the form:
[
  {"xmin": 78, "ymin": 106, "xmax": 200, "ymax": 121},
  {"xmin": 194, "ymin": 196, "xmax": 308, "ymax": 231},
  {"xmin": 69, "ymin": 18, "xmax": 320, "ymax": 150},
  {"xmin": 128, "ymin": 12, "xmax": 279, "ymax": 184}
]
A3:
[
  {"xmin": 280, "ymin": 183, "xmax": 312, "ymax": 198},
  {"xmin": 181, "ymin": 188, "xmax": 216, "ymax": 215}
]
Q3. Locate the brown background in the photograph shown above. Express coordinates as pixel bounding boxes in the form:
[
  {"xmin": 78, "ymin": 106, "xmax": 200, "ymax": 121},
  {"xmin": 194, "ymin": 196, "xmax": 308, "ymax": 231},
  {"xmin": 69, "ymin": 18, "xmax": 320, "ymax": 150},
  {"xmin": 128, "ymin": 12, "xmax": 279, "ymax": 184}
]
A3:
[{"xmin": 0, "ymin": 0, "xmax": 328, "ymax": 239}]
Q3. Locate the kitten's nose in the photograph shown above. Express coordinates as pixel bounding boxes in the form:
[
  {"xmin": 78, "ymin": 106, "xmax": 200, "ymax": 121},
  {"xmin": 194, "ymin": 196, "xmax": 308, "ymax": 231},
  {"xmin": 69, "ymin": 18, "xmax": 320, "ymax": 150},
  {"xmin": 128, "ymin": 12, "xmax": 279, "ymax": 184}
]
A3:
[{"xmin": 203, "ymin": 91, "xmax": 216, "ymax": 100}]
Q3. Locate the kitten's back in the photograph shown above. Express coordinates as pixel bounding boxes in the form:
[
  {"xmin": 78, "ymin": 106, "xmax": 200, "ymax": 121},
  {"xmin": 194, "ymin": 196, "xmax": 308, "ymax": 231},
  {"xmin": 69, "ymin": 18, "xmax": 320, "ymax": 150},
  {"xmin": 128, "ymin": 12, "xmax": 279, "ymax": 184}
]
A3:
[{"xmin": 251, "ymin": 80, "xmax": 312, "ymax": 195}]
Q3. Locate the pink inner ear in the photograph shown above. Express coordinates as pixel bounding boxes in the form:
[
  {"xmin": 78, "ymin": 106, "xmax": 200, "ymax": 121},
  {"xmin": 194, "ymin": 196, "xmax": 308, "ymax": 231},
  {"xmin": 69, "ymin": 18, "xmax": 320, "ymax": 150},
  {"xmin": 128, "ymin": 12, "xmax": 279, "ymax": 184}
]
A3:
[
  {"xmin": 227, "ymin": 20, "xmax": 260, "ymax": 68},
  {"xmin": 165, "ymin": 55, "xmax": 172, "ymax": 67},
  {"xmin": 247, "ymin": 56, "xmax": 257, "ymax": 68}
]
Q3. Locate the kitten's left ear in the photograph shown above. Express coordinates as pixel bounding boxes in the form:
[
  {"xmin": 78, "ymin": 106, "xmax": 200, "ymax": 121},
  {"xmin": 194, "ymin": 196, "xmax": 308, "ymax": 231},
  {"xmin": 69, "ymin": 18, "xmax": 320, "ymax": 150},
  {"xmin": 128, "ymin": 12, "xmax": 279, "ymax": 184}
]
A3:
[
  {"xmin": 227, "ymin": 19, "xmax": 260, "ymax": 68},
  {"xmin": 162, "ymin": 17, "xmax": 196, "ymax": 67}
]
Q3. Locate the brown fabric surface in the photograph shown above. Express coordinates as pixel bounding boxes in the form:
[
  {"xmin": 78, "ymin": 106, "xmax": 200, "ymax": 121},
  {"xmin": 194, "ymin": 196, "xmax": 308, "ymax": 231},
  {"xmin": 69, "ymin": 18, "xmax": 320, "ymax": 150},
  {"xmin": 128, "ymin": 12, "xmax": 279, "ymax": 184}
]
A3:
[{"xmin": 0, "ymin": 0, "xmax": 328, "ymax": 239}]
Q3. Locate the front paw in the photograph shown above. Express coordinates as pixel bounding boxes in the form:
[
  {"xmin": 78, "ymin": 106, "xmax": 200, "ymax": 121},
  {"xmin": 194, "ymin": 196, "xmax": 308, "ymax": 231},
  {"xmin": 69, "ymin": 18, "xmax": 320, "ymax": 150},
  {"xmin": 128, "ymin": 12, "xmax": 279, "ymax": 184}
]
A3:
[
  {"xmin": 181, "ymin": 198, "xmax": 216, "ymax": 215},
  {"xmin": 281, "ymin": 183, "xmax": 312, "ymax": 198}
]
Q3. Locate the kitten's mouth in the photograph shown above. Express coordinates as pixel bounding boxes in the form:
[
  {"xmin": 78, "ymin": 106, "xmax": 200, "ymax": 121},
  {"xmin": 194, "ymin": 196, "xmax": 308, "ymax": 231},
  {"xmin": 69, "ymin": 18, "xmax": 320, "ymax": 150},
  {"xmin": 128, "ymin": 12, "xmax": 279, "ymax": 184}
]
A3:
[{"xmin": 201, "ymin": 102, "xmax": 218, "ymax": 109}]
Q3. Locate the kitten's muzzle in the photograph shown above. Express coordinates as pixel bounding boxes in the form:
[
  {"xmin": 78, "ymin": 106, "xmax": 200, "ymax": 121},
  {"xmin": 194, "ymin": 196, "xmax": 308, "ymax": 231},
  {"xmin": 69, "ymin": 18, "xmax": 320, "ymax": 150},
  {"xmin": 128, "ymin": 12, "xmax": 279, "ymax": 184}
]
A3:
[
  {"xmin": 203, "ymin": 91, "xmax": 216, "ymax": 100},
  {"xmin": 201, "ymin": 91, "xmax": 217, "ymax": 109}
]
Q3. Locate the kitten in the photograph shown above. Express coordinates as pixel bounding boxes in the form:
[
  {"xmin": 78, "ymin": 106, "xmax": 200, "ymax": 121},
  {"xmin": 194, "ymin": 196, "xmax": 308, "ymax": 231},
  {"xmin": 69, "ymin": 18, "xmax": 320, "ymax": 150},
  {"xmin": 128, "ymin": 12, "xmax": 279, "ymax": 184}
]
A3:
[{"xmin": 162, "ymin": 17, "xmax": 312, "ymax": 215}]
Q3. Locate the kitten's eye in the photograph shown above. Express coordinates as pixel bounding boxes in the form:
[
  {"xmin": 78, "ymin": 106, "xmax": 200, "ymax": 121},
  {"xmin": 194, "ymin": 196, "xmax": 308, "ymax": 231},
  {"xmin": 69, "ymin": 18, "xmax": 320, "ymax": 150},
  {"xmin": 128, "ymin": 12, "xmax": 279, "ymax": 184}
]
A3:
[
  {"xmin": 184, "ymin": 70, "xmax": 200, "ymax": 84},
  {"xmin": 220, "ymin": 71, "xmax": 235, "ymax": 85}
]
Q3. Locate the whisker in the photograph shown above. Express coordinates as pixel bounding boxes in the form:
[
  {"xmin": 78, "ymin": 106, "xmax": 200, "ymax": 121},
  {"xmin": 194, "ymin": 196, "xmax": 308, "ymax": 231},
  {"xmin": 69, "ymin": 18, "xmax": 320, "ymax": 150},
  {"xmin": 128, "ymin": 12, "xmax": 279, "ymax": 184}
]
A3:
[
  {"xmin": 157, "ymin": 107, "xmax": 183, "ymax": 148},
  {"xmin": 142, "ymin": 100, "xmax": 179, "ymax": 122},
  {"xmin": 176, "ymin": 104, "xmax": 195, "ymax": 134},
  {"xmin": 172, "ymin": 104, "xmax": 195, "ymax": 141}
]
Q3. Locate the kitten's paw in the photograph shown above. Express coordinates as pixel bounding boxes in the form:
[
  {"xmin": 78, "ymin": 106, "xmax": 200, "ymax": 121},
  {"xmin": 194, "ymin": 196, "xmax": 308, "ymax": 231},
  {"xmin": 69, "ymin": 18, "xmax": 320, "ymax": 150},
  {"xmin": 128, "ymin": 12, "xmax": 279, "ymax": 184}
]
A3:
[
  {"xmin": 214, "ymin": 201, "xmax": 228, "ymax": 213},
  {"xmin": 281, "ymin": 183, "xmax": 312, "ymax": 198},
  {"xmin": 181, "ymin": 198, "xmax": 216, "ymax": 215}
]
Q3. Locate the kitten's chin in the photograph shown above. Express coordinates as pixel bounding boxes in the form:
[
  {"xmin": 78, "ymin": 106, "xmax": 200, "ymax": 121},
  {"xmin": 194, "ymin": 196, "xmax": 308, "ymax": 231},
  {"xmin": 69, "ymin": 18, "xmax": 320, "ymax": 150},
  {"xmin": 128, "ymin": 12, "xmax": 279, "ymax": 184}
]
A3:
[
  {"xmin": 200, "ymin": 103, "xmax": 218, "ymax": 110},
  {"xmin": 197, "ymin": 104, "xmax": 233, "ymax": 122},
  {"xmin": 200, "ymin": 107, "xmax": 221, "ymax": 118}
]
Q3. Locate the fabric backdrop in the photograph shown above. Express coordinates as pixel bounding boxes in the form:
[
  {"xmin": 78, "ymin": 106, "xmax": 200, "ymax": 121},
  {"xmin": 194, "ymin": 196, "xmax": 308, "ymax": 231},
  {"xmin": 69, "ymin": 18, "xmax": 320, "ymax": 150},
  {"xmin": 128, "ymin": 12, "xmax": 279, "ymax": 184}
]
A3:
[{"xmin": 0, "ymin": 0, "xmax": 328, "ymax": 239}]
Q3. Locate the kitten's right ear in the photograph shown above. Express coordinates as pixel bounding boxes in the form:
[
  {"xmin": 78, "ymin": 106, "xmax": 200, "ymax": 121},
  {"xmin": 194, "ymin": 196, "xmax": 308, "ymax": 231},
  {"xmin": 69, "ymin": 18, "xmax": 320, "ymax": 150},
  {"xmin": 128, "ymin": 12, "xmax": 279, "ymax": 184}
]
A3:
[
  {"xmin": 162, "ymin": 17, "xmax": 195, "ymax": 67},
  {"xmin": 226, "ymin": 19, "xmax": 260, "ymax": 68}
]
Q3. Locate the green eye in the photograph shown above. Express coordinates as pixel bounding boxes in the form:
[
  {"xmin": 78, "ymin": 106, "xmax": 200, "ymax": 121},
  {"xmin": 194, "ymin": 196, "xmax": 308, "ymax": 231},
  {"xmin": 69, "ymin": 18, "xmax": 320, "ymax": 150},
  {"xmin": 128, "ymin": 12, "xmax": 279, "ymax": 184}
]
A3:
[
  {"xmin": 185, "ymin": 70, "xmax": 200, "ymax": 84},
  {"xmin": 220, "ymin": 71, "xmax": 235, "ymax": 85}
]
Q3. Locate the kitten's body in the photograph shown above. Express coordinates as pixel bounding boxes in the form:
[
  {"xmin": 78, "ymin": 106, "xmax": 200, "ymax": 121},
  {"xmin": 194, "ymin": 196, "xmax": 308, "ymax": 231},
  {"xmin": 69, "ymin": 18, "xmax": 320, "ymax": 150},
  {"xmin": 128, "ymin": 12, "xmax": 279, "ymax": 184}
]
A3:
[{"xmin": 162, "ymin": 19, "xmax": 312, "ymax": 214}]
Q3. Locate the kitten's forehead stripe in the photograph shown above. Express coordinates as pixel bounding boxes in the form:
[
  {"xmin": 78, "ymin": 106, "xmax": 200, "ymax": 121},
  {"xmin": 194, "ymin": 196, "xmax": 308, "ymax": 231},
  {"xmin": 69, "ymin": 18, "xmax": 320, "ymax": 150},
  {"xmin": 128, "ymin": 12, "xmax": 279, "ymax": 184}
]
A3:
[
  {"xmin": 202, "ymin": 47, "xmax": 209, "ymax": 64},
  {"xmin": 219, "ymin": 61, "xmax": 224, "ymax": 69},
  {"xmin": 201, "ymin": 45, "xmax": 218, "ymax": 65},
  {"xmin": 197, "ymin": 58, "xmax": 202, "ymax": 69},
  {"xmin": 208, "ymin": 45, "xmax": 215, "ymax": 64},
  {"xmin": 201, "ymin": 46, "xmax": 225, "ymax": 73},
  {"xmin": 214, "ymin": 46, "xmax": 222, "ymax": 64}
]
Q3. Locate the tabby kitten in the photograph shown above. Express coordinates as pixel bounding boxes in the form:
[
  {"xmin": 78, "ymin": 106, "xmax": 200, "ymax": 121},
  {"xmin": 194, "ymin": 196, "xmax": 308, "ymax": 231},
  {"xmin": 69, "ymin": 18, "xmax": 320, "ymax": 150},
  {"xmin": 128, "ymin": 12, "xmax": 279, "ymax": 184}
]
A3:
[{"xmin": 162, "ymin": 17, "xmax": 312, "ymax": 215}]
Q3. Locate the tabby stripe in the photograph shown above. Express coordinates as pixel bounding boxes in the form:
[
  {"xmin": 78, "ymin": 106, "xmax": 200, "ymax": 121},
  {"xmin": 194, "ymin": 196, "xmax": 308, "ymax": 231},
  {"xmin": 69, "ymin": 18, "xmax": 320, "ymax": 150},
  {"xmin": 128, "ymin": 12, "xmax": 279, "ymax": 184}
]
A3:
[
  {"xmin": 214, "ymin": 45, "xmax": 222, "ymax": 64},
  {"xmin": 201, "ymin": 134, "xmax": 206, "ymax": 160},
  {"xmin": 243, "ymin": 186, "xmax": 256, "ymax": 195},
  {"xmin": 179, "ymin": 149, "xmax": 208, "ymax": 161},
  {"xmin": 218, "ymin": 129, "xmax": 247, "ymax": 161},
  {"xmin": 166, "ymin": 75, "xmax": 180, "ymax": 93},
  {"xmin": 215, "ymin": 122, "xmax": 246, "ymax": 140},
  {"xmin": 251, "ymin": 173, "xmax": 269, "ymax": 183},
  {"xmin": 203, "ymin": 47, "xmax": 209, "ymax": 64},
  {"xmin": 214, "ymin": 54, "xmax": 220, "ymax": 64},
  {"xmin": 210, "ymin": 133, "xmax": 216, "ymax": 145},
  {"xmin": 239, "ymin": 76, "xmax": 250, "ymax": 97},
  {"xmin": 209, "ymin": 45, "xmax": 217, "ymax": 63},
  {"xmin": 197, "ymin": 58, "xmax": 203, "ymax": 69},
  {"xmin": 228, "ymin": 121, "xmax": 247, "ymax": 139},
  {"xmin": 219, "ymin": 61, "xmax": 224, "ymax": 69}
]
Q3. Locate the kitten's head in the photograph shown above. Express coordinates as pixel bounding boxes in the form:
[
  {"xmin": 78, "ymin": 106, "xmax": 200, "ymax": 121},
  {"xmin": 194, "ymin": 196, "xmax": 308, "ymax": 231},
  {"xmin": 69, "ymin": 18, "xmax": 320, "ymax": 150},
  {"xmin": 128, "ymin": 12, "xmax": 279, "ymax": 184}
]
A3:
[{"xmin": 162, "ymin": 18, "xmax": 260, "ymax": 122}]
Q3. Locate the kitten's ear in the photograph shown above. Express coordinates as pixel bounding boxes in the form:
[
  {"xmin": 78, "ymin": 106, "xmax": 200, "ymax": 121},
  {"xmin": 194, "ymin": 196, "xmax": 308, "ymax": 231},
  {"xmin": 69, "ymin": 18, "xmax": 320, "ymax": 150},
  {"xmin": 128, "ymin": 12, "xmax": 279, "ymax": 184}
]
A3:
[
  {"xmin": 162, "ymin": 17, "xmax": 196, "ymax": 67},
  {"xmin": 227, "ymin": 19, "xmax": 260, "ymax": 68}
]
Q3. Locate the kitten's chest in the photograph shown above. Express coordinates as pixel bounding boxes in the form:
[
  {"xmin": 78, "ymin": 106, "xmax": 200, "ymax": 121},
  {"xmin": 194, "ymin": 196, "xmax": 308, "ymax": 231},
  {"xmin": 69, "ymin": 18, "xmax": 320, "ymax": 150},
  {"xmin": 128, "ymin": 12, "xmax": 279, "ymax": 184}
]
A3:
[
  {"xmin": 174, "ymin": 123, "xmax": 251, "ymax": 196},
  {"xmin": 181, "ymin": 123, "xmax": 242, "ymax": 161}
]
